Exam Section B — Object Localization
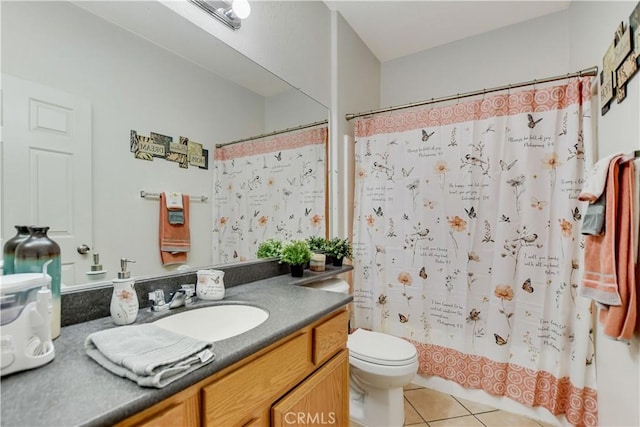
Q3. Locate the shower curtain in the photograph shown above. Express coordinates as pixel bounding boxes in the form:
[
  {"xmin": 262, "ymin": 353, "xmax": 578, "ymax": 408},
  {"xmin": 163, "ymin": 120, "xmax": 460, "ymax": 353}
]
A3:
[
  {"xmin": 352, "ymin": 78, "xmax": 597, "ymax": 425},
  {"xmin": 212, "ymin": 126, "xmax": 327, "ymax": 264}
]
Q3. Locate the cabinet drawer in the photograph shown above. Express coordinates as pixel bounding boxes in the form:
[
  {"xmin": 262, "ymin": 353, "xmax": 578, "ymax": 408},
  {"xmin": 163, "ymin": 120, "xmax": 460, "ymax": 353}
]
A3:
[
  {"xmin": 202, "ymin": 332, "xmax": 312, "ymax": 426},
  {"xmin": 312, "ymin": 309, "xmax": 348, "ymax": 365},
  {"xmin": 116, "ymin": 386, "xmax": 199, "ymax": 427}
]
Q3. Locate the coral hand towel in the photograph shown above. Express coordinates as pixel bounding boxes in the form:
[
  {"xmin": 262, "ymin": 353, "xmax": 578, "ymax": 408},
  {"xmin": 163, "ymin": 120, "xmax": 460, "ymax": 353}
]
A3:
[
  {"xmin": 159, "ymin": 192, "xmax": 190, "ymax": 265},
  {"xmin": 598, "ymin": 159, "xmax": 637, "ymax": 341}
]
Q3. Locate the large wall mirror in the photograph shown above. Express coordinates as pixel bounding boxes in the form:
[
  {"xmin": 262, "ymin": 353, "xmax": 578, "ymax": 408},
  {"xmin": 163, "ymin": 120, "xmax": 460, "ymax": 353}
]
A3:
[{"xmin": 1, "ymin": 1, "xmax": 328, "ymax": 290}]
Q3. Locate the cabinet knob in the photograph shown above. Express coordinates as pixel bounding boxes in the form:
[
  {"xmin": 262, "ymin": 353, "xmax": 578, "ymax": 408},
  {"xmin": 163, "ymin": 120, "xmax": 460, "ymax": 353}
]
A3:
[{"xmin": 77, "ymin": 244, "xmax": 91, "ymax": 255}]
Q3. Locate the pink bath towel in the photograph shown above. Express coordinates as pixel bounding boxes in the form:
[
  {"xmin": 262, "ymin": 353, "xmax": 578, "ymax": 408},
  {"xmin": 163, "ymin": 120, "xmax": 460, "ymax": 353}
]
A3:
[
  {"xmin": 159, "ymin": 193, "xmax": 190, "ymax": 265},
  {"xmin": 598, "ymin": 159, "xmax": 637, "ymax": 341},
  {"xmin": 582, "ymin": 157, "xmax": 637, "ymax": 341}
]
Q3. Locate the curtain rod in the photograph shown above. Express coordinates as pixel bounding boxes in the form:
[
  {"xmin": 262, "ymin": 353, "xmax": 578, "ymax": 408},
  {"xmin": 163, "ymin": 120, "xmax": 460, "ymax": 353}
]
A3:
[
  {"xmin": 345, "ymin": 66, "xmax": 598, "ymax": 121},
  {"xmin": 216, "ymin": 119, "xmax": 328, "ymax": 148}
]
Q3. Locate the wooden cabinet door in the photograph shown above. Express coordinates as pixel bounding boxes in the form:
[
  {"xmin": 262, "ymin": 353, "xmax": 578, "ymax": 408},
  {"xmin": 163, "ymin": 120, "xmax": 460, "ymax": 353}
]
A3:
[
  {"xmin": 272, "ymin": 350, "xmax": 349, "ymax": 427},
  {"xmin": 202, "ymin": 332, "xmax": 312, "ymax": 426}
]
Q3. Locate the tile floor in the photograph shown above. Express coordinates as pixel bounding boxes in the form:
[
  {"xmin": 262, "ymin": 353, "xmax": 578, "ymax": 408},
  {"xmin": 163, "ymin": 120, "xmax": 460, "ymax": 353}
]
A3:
[{"xmin": 351, "ymin": 383, "xmax": 554, "ymax": 427}]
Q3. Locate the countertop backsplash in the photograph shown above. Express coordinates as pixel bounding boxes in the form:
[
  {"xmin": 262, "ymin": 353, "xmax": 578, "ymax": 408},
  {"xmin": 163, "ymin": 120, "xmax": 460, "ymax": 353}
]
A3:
[{"xmin": 61, "ymin": 259, "xmax": 292, "ymax": 326}]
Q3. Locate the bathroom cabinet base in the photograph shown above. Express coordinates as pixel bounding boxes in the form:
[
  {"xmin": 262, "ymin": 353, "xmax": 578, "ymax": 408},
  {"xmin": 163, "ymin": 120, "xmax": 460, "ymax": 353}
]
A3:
[{"xmin": 117, "ymin": 308, "xmax": 348, "ymax": 427}]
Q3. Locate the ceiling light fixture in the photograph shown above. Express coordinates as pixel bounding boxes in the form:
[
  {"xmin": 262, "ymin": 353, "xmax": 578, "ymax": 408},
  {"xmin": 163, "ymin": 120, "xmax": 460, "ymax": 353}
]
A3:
[{"xmin": 190, "ymin": 0, "xmax": 251, "ymax": 30}]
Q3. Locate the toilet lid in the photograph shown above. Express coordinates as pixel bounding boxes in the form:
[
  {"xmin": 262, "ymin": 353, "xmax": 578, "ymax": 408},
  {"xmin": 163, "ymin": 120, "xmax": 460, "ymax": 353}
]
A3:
[{"xmin": 347, "ymin": 329, "xmax": 417, "ymax": 366}]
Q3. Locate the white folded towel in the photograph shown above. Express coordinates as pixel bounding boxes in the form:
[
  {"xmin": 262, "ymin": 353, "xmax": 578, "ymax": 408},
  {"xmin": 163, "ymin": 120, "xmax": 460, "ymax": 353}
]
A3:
[
  {"xmin": 578, "ymin": 152, "xmax": 623, "ymax": 203},
  {"xmin": 165, "ymin": 192, "xmax": 184, "ymax": 211},
  {"xmin": 85, "ymin": 323, "xmax": 214, "ymax": 388}
]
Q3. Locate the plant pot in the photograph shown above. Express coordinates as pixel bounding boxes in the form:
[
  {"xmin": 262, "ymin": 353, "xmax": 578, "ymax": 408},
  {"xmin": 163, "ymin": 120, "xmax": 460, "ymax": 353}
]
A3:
[
  {"xmin": 325, "ymin": 255, "xmax": 334, "ymax": 265},
  {"xmin": 332, "ymin": 257, "xmax": 344, "ymax": 267},
  {"xmin": 290, "ymin": 264, "xmax": 304, "ymax": 277}
]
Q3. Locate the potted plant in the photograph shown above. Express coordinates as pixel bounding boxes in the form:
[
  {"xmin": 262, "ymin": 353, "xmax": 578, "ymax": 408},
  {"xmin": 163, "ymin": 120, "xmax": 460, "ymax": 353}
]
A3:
[
  {"xmin": 256, "ymin": 238, "xmax": 283, "ymax": 259},
  {"xmin": 306, "ymin": 236, "xmax": 328, "ymax": 253},
  {"xmin": 325, "ymin": 237, "xmax": 353, "ymax": 267},
  {"xmin": 279, "ymin": 240, "xmax": 312, "ymax": 277},
  {"xmin": 307, "ymin": 235, "xmax": 330, "ymax": 265}
]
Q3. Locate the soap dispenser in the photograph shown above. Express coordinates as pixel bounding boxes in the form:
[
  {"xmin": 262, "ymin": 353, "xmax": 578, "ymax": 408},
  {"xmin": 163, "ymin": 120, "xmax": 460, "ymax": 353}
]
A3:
[{"xmin": 110, "ymin": 258, "xmax": 139, "ymax": 326}]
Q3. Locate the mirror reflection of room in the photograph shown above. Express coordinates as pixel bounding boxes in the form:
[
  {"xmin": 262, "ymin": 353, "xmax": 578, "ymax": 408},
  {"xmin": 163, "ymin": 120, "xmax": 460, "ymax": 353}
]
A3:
[{"xmin": 0, "ymin": 1, "xmax": 328, "ymax": 288}]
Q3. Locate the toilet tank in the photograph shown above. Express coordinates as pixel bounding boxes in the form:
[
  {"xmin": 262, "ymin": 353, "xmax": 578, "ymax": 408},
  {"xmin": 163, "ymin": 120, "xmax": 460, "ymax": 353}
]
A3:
[{"xmin": 304, "ymin": 278, "xmax": 350, "ymax": 293}]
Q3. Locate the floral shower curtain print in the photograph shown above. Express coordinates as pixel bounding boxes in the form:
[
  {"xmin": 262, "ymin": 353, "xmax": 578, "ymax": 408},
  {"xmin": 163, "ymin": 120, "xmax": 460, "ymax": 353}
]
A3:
[
  {"xmin": 352, "ymin": 78, "xmax": 597, "ymax": 425},
  {"xmin": 212, "ymin": 126, "xmax": 327, "ymax": 264}
]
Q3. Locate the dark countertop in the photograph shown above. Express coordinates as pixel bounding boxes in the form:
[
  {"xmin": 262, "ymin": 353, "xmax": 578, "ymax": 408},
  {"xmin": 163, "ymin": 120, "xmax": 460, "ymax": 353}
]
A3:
[{"xmin": 0, "ymin": 267, "xmax": 353, "ymax": 427}]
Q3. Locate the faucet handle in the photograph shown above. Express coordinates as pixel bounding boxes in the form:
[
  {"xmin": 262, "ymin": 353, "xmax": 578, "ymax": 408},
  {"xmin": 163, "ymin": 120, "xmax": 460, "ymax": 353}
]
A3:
[
  {"xmin": 148, "ymin": 290, "xmax": 169, "ymax": 312},
  {"xmin": 180, "ymin": 284, "xmax": 196, "ymax": 297}
]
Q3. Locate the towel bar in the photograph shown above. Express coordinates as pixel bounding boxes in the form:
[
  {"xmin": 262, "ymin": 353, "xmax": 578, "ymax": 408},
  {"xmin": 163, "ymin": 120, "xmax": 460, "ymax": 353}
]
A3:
[{"xmin": 140, "ymin": 190, "xmax": 208, "ymax": 202}]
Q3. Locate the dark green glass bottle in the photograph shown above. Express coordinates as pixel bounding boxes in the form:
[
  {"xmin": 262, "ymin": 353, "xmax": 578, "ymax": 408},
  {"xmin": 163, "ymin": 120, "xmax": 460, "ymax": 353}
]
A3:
[
  {"xmin": 2, "ymin": 225, "xmax": 30, "ymax": 275},
  {"xmin": 15, "ymin": 226, "xmax": 61, "ymax": 338}
]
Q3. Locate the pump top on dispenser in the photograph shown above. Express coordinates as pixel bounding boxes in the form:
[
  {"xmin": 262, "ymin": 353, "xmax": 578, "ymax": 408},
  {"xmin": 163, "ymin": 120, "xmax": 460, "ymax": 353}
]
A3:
[
  {"xmin": 110, "ymin": 258, "xmax": 139, "ymax": 325},
  {"xmin": 117, "ymin": 258, "xmax": 133, "ymax": 279}
]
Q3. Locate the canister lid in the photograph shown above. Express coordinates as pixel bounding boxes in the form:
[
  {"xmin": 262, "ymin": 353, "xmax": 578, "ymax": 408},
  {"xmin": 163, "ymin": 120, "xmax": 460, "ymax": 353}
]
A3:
[
  {"xmin": 197, "ymin": 269, "xmax": 224, "ymax": 275},
  {"xmin": 0, "ymin": 273, "xmax": 51, "ymax": 294}
]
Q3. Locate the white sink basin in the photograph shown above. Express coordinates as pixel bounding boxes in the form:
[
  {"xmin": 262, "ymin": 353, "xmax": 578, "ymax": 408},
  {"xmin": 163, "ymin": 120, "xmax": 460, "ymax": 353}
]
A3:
[{"xmin": 153, "ymin": 304, "xmax": 269, "ymax": 342}]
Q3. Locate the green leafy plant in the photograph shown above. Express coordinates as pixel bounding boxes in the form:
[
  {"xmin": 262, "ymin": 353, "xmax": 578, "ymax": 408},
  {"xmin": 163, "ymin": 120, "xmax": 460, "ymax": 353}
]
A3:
[
  {"xmin": 306, "ymin": 236, "xmax": 328, "ymax": 253},
  {"xmin": 256, "ymin": 238, "xmax": 283, "ymax": 258},
  {"xmin": 325, "ymin": 237, "xmax": 353, "ymax": 260},
  {"xmin": 279, "ymin": 240, "xmax": 312, "ymax": 266}
]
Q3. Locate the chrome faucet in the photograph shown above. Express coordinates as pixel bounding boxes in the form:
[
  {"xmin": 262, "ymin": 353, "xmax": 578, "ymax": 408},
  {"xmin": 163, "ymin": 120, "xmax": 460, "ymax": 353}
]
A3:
[{"xmin": 149, "ymin": 285, "xmax": 196, "ymax": 312}]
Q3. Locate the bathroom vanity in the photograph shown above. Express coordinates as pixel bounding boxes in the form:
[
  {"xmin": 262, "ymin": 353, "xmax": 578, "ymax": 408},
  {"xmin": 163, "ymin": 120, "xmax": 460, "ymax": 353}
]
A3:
[
  {"xmin": 0, "ymin": 266, "xmax": 353, "ymax": 426},
  {"xmin": 119, "ymin": 308, "xmax": 348, "ymax": 426}
]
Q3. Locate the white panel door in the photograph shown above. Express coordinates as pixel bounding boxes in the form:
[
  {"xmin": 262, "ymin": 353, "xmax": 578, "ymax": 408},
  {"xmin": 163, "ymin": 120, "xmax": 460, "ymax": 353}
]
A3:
[{"xmin": 2, "ymin": 74, "xmax": 92, "ymax": 286}]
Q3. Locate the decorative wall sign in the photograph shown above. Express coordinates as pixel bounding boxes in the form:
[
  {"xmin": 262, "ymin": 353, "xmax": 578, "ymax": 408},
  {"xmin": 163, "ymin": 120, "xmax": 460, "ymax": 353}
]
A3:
[
  {"xmin": 599, "ymin": 71, "xmax": 615, "ymax": 115},
  {"xmin": 186, "ymin": 138, "xmax": 206, "ymax": 168},
  {"xmin": 600, "ymin": 9, "xmax": 640, "ymax": 115},
  {"xmin": 613, "ymin": 25, "xmax": 632, "ymax": 70},
  {"xmin": 617, "ymin": 52, "xmax": 638, "ymax": 87},
  {"xmin": 600, "ymin": 39, "xmax": 616, "ymax": 115},
  {"xmin": 630, "ymin": 1, "xmax": 640, "ymax": 66},
  {"xmin": 200, "ymin": 149, "xmax": 209, "ymax": 170},
  {"xmin": 129, "ymin": 130, "xmax": 209, "ymax": 170},
  {"xmin": 136, "ymin": 134, "xmax": 165, "ymax": 160}
]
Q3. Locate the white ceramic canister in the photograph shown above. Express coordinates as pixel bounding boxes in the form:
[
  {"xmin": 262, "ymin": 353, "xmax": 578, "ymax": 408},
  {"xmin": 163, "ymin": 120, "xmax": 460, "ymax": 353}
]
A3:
[
  {"xmin": 309, "ymin": 253, "xmax": 326, "ymax": 272},
  {"xmin": 110, "ymin": 278, "xmax": 139, "ymax": 325},
  {"xmin": 196, "ymin": 269, "xmax": 225, "ymax": 300}
]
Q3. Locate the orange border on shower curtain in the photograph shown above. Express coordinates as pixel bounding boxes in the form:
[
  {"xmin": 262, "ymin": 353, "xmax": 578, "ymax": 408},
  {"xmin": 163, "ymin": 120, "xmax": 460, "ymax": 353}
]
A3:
[
  {"xmin": 410, "ymin": 341, "xmax": 598, "ymax": 427},
  {"xmin": 214, "ymin": 126, "xmax": 328, "ymax": 160},
  {"xmin": 354, "ymin": 78, "xmax": 592, "ymax": 138}
]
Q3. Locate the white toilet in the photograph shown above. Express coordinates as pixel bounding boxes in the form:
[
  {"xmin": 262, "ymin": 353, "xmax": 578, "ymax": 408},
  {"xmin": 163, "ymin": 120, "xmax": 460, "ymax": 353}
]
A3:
[{"xmin": 306, "ymin": 279, "xmax": 419, "ymax": 427}]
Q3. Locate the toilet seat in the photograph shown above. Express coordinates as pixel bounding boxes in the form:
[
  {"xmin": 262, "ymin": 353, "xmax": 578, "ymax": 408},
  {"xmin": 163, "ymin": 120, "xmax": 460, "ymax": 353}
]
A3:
[{"xmin": 348, "ymin": 329, "xmax": 417, "ymax": 366}]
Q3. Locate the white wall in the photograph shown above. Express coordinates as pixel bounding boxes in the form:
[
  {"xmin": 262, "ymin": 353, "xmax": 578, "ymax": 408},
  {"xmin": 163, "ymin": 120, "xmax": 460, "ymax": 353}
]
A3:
[
  {"xmin": 264, "ymin": 89, "xmax": 328, "ymax": 132},
  {"xmin": 161, "ymin": 0, "xmax": 332, "ymax": 108},
  {"xmin": 2, "ymin": 1, "xmax": 266, "ymax": 281},
  {"xmin": 330, "ymin": 12, "xmax": 380, "ymax": 240},
  {"xmin": 381, "ymin": 9, "xmax": 570, "ymax": 106},
  {"xmin": 568, "ymin": 2, "xmax": 640, "ymax": 426},
  {"xmin": 379, "ymin": 2, "xmax": 639, "ymax": 426}
]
